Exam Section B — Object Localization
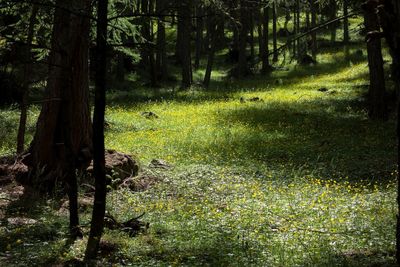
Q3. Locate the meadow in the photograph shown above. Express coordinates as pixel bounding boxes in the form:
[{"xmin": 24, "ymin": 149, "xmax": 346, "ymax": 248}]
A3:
[{"xmin": 0, "ymin": 42, "xmax": 397, "ymax": 266}]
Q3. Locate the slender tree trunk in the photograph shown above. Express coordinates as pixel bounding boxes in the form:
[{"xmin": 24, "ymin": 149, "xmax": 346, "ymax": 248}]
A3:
[
  {"xmin": 237, "ymin": 0, "xmax": 249, "ymax": 77},
  {"xmin": 272, "ymin": 2, "xmax": 278, "ymax": 62},
  {"xmin": 17, "ymin": 4, "xmax": 38, "ymax": 154},
  {"xmin": 249, "ymin": 9, "xmax": 255, "ymax": 63},
  {"xmin": 203, "ymin": 15, "xmax": 218, "ymax": 88},
  {"xmin": 328, "ymin": 0, "xmax": 337, "ymax": 43},
  {"xmin": 364, "ymin": 8, "xmax": 387, "ymax": 120},
  {"xmin": 259, "ymin": 4, "xmax": 270, "ymax": 73},
  {"xmin": 156, "ymin": 0, "xmax": 167, "ymax": 80},
  {"xmin": 194, "ymin": 4, "xmax": 203, "ymax": 69},
  {"xmin": 343, "ymin": 0, "xmax": 350, "ymax": 58},
  {"xmin": 310, "ymin": 0, "xmax": 317, "ymax": 60},
  {"xmin": 178, "ymin": 0, "xmax": 192, "ymax": 88},
  {"xmin": 84, "ymin": 0, "xmax": 108, "ymax": 261},
  {"xmin": 296, "ymin": 1, "xmax": 301, "ymax": 58}
]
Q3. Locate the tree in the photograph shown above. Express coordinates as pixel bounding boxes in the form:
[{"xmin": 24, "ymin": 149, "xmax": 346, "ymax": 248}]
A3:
[
  {"xmin": 364, "ymin": 3, "xmax": 387, "ymax": 120},
  {"xmin": 203, "ymin": 9, "xmax": 219, "ymax": 88},
  {"xmin": 156, "ymin": 0, "xmax": 168, "ymax": 81},
  {"xmin": 177, "ymin": 0, "xmax": 192, "ymax": 88},
  {"xmin": 236, "ymin": 0, "xmax": 250, "ymax": 77},
  {"xmin": 272, "ymin": 1, "xmax": 278, "ymax": 62},
  {"xmin": 310, "ymin": 0, "xmax": 317, "ymax": 60},
  {"xmin": 343, "ymin": 0, "xmax": 350, "ymax": 58},
  {"xmin": 194, "ymin": 2, "xmax": 204, "ymax": 69},
  {"xmin": 85, "ymin": 0, "xmax": 108, "ymax": 260},
  {"xmin": 258, "ymin": 1, "xmax": 271, "ymax": 73},
  {"xmin": 22, "ymin": 0, "xmax": 92, "ymax": 238},
  {"xmin": 16, "ymin": 4, "xmax": 38, "ymax": 154}
]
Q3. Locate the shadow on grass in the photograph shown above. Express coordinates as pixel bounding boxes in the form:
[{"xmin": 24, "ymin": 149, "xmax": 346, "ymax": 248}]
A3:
[{"xmin": 175, "ymin": 98, "xmax": 395, "ymax": 183}]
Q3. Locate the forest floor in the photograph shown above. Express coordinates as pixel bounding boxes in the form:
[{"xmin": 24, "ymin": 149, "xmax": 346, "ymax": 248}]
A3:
[{"xmin": 0, "ymin": 46, "xmax": 398, "ymax": 266}]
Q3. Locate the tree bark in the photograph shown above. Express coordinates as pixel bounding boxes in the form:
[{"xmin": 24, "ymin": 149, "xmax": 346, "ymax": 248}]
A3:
[
  {"xmin": 84, "ymin": 0, "xmax": 108, "ymax": 260},
  {"xmin": 364, "ymin": 7, "xmax": 387, "ymax": 120},
  {"xmin": 26, "ymin": 0, "xmax": 92, "ymax": 193},
  {"xmin": 194, "ymin": 4, "xmax": 204, "ymax": 69},
  {"xmin": 236, "ymin": 0, "xmax": 250, "ymax": 77},
  {"xmin": 203, "ymin": 14, "xmax": 218, "ymax": 88},
  {"xmin": 272, "ymin": 2, "xmax": 278, "ymax": 62},
  {"xmin": 310, "ymin": 0, "xmax": 317, "ymax": 60},
  {"xmin": 17, "ymin": 4, "xmax": 38, "ymax": 154},
  {"xmin": 178, "ymin": 0, "xmax": 192, "ymax": 88},
  {"xmin": 364, "ymin": 0, "xmax": 400, "ymax": 262},
  {"xmin": 343, "ymin": 0, "xmax": 350, "ymax": 58},
  {"xmin": 156, "ymin": 0, "xmax": 168, "ymax": 81},
  {"xmin": 23, "ymin": 0, "xmax": 92, "ymax": 239},
  {"xmin": 259, "ymin": 4, "xmax": 270, "ymax": 73}
]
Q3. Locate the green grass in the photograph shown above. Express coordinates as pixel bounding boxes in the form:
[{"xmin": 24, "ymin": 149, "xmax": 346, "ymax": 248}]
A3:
[{"xmin": 0, "ymin": 45, "xmax": 397, "ymax": 266}]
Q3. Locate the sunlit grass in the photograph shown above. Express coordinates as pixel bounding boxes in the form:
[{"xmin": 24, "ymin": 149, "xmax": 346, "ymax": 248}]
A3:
[{"xmin": 0, "ymin": 44, "xmax": 396, "ymax": 266}]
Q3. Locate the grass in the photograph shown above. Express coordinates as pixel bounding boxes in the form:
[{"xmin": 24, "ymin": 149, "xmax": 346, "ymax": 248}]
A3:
[{"xmin": 0, "ymin": 44, "xmax": 397, "ymax": 266}]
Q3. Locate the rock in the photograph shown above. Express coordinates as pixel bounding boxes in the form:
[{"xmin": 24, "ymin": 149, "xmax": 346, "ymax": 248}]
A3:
[
  {"xmin": 149, "ymin": 159, "xmax": 173, "ymax": 170},
  {"xmin": 59, "ymin": 196, "xmax": 93, "ymax": 214},
  {"xmin": 120, "ymin": 174, "xmax": 159, "ymax": 191},
  {"xmin": 87, "ymin": 150, "xmax": 139, "ymax": 181}
]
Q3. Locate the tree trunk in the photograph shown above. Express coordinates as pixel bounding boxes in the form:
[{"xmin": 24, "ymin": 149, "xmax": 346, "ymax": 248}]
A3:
[
  {"xmin": 178, "ymin": 0, "xmax": 192, "ymax": 88},
  {"xmin": 259, "ymin": 4, "xmax": 270, "ymax": 73},
  {"xmin": 328, "ymin": 0, "xmax": 337, "ymax": 43},
  {"xmin": 364, "ymin": 8, "xmax": 387, "ymax": 120},
  {"xmin": 156, "ymin": 0, "xmax": 168, "ymax": 80},
  {"xmin": 272, "ymin": 2, "xmax": 278, "ymax": 62},
  {"xmin": 84, "ymin": 0, "xmax": 108, "ymax": 260},
  {"xmin": 26, "ymin": 0, "xmax": 92, "ymax": 192},
  {"xmin": 23, "ymin": 0, "xmax": 91, "ymax": 239},
  {"xmin": 194, "ymin": 4, "xmax": 204, "ymax": 69},
  {"xmin": 366, "ymin": 0, "xmax": 400, "ymax": 262},
  {"xmin": 343, "ymin": 0, "xmax": 350, "ymax": 57},
  {"xmin": 249, "ymin": 8, "xmax": 255, "ymax": 63},
  {"xmin": 310, "ymin": 0, "xmax": 317, "ymax": 60},
  {"xmin": 17, "ymin": 4, "xmax": 38, "ymax": 154},
  {"xmin": 236, "ymin": 0, "xmax": 250, "ymax": 77},
  {"xmin": 203, "ymin": 15, "xmax": 218, "ymax": 88}
]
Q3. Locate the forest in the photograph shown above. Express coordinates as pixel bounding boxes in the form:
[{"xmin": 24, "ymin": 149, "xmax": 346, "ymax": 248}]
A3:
[{"xmin": 0, "ymin": 0, "xmax": 400, "ymax": 266}]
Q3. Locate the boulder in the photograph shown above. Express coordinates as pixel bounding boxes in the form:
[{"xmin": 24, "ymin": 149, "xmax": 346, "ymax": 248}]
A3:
[{"xmin": 87, "ymin": 149, "xmax": 139, "ymax": 181}]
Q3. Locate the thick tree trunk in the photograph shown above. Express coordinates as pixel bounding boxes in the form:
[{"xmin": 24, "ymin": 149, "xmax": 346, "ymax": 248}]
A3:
[
  {"xmin": 364, "ymin": 8, "xmax": 387, "ymax": 120},
  {"xmin": 85, "ymin": 0, "xmax": 108, "ymax": 261},
  {"xmin": 365, "ymin": 0, "xmax": 400, "ymax": 262},
  {"xmin": 17, "ymin": 4, "xmax": 38, "ymax": 154},
  {"xmin": 26, "ymin": 0, "xmax": 92, "ymax": 192},
  {"xmin": 24, "ymin": 0, "xmax": 91, "ymax": 239}
]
